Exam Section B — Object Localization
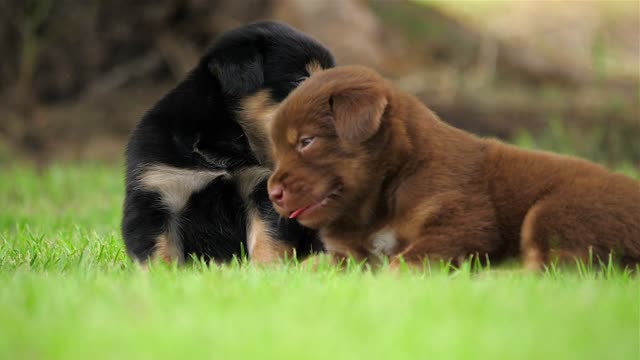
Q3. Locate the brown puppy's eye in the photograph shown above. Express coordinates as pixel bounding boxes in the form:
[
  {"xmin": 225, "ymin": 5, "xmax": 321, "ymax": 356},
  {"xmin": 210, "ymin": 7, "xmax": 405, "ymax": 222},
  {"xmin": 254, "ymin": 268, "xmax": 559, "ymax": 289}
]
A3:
[{"xmin": 298, "ymin": 136, "xmax": 315, "ymax": 152}]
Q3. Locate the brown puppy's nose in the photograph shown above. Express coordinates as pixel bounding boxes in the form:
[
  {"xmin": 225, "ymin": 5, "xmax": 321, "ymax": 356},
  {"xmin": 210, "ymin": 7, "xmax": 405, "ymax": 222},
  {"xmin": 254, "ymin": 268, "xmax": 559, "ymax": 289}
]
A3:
[{"xmin": 269, "ymin": 185, "xmax": 285, "ymax": 207}]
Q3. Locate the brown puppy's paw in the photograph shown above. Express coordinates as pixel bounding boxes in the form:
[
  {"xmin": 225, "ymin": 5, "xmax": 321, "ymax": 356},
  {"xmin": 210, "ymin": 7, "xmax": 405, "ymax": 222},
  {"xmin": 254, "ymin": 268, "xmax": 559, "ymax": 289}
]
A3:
[
  {"xmin": 388, "ymin": 257, "xmax": 429, "ymax": 274},
  {"xmin": 387, "ymin": 258, "xmax": 411, "ymax": 276},
  {"xmin": 523, "ymin": 247, "xmax": 546, "ymax": 271}
]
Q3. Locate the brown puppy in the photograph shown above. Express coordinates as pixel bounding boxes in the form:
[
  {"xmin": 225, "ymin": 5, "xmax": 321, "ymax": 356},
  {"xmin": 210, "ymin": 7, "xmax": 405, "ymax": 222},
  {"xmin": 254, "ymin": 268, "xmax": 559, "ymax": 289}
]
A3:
[{"xmin": 267, "ymin": 65, "xmax": 640, "ymax": 270}]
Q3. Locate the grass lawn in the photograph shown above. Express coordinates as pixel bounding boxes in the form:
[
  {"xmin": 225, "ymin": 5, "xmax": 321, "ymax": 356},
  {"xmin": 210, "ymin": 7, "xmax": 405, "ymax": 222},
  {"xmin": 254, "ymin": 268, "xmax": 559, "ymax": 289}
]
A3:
[{"xmin": 0, "ymin": 163, "xmax": 638, "ymax": 359}]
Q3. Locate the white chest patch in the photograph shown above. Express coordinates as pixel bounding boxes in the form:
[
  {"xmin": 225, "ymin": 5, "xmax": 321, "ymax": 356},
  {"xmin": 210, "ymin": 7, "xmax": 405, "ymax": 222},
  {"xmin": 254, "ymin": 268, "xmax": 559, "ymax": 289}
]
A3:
[{"xmin": 370, "ymin": 229, "xmax": 398, "ymax": 259}]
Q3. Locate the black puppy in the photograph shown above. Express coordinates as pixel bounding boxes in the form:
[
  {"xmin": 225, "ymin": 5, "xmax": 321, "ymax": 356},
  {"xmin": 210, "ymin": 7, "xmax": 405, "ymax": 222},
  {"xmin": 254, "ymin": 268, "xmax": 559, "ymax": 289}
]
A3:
[{"xmin": 123, "ymin": 21, "xmax": 334, "ymax": 264}]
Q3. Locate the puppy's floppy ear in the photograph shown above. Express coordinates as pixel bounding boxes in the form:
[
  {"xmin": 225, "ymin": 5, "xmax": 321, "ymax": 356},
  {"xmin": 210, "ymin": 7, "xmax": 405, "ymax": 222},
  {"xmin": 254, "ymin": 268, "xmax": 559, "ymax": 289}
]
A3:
[
  {"xmin": 208, "ymin": 45, "xmax": 264, "ymax": 97},
  {"xmin": 330, "ymin": 88, "xmax": 387, "ymax": 143}
]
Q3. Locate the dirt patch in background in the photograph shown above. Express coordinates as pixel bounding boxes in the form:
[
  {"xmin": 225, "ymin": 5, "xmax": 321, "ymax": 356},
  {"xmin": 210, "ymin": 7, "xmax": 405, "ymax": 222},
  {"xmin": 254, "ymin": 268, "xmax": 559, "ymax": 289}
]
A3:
[{"xmin": 0, "ymin": 0, "xmax": 638, "ymax": 167}]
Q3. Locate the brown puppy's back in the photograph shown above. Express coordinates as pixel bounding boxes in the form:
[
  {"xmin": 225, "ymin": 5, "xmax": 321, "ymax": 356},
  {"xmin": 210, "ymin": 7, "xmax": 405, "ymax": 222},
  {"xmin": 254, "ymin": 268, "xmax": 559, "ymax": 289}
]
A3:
[
  {"xmin": 484, "ymin": 142, "xmax": 640, "ymax": 267},
  {"xmin": 385, "ymin": 80, "xmax": 640, "ymax": 268}
]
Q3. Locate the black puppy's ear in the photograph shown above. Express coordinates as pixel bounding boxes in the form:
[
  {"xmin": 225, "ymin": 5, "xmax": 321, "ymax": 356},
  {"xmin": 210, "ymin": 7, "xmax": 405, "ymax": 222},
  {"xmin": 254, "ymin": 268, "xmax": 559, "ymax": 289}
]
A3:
[
  {"xmin": 330, "ymin": 87, "xmax": 387, "ymax": 143},
  {"xmin": 208, "ymin": 45, "xmax": 264, "ymax": 97}
]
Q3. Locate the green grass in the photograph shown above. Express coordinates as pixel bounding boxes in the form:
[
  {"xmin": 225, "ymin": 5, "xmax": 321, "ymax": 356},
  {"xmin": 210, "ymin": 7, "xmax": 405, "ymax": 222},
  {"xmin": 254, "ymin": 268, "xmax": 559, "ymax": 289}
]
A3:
[{"xmin": 1, "ymin": 161, "xmax": 639, "ymax": 359}]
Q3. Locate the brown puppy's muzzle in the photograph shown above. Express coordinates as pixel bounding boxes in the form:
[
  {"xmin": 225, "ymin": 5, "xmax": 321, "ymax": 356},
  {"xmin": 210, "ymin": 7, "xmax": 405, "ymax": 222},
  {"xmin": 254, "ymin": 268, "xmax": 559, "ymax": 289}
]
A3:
[
  {"xmin": 268, "ymin": 165, "xmax": 341, "ymax": 228},
  {"xmin": 267, "ymin": 170, "xmax": 309, "ymax": 215}
]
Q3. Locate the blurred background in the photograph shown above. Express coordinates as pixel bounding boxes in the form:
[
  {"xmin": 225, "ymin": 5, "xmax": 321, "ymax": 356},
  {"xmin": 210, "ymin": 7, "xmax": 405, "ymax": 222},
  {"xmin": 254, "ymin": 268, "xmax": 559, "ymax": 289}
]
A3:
[{"xmin": 0, "ymin": 0, "xmax": 638, "ymax": 168}]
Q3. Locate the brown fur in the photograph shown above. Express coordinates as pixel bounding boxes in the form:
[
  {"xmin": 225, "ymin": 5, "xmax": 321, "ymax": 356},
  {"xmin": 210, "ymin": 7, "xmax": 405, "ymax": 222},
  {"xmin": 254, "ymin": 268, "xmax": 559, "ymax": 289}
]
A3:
[{"xmin": 267, "ymin": 65, "xmax": 640, "ymax": 269}]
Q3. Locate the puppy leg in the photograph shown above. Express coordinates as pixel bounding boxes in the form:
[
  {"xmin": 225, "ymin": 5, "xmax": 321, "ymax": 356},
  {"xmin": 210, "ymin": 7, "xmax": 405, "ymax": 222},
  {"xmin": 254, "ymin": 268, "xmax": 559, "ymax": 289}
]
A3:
[
  {"xmin": 520, "ymin": 201, "xmax": 552, "ymax": 270},
  {"xmin": 390, "ymin": 221, "xmax": 500, "ymax": 270},
  {"xmin": 520, "ymin": 183, "xmax": 640, "ymax": 270},
  {"xmin": 246, "ymin": 209, "xmax": 296, "ymax": 264},
  {"xmin": 125, "ymin": 164, "xmax": 228, "ymax": 265},
  {"xmin": 391, "ymin": 192, "xmax": 501, "ymax": 270},
  {"xmin": 390, "ymin": 234, "xmax": 493, "ymax": 271},
  {"xmin": 520, "ymin": 198, "xmax": 610, "ymax": 271},
  {"xmin": 122, "ymin": 189, "xmax": 183, "ymax": 264},
  {"xmin": 151, "ymin": 226, "xmax": 184, "ymax": 264}
]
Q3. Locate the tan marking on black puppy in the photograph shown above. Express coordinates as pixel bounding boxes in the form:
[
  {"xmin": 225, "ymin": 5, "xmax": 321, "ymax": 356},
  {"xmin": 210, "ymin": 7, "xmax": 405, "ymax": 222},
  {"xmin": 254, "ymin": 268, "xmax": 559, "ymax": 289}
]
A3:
[
  {"xmin": 246, "ymin": 209, "xmax": 295, "ymax": 264},
  {"xmin": 267, "ymin": 65, "xmax": 640, "ymax": 270},
  {"xmin": 237, "ymin": 90, "xmax": 279, "ymax": 167},
  {"xmin": 139, "ymin": 164, "xmax": 227, "ymax": 214},
  {"xmin": 153, "ymin": 231, "xmax": 184, "ymax": 264},
  {"xmin": 305, "ymin": 61, "xmax": 324, "ymax": 76},
  {"xmin": 234, "ymin": 166, "xmax": 272, "ymax": 200}
]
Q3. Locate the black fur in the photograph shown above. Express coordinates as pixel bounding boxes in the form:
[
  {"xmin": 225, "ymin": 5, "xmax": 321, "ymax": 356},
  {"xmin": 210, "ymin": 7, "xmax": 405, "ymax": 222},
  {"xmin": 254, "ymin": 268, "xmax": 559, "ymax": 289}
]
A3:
[{"xmin": 123, "ymin": 21, "xmax": 333, "ymax": 263}]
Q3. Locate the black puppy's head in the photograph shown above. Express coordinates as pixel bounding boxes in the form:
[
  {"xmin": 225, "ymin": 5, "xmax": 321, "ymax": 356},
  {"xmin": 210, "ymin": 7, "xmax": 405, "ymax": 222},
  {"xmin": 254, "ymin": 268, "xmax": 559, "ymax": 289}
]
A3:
[
  {"xmin": 206, "ymin": 21, "xmax": 335, "ymax": 101},
  {"xmin": 201, "ymin": 21, "xmax": 335, "ymax": 167}
]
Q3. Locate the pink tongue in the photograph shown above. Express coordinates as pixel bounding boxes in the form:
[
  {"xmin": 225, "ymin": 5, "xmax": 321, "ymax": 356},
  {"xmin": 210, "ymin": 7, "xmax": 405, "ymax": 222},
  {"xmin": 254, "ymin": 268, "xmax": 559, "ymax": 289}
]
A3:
[{"xmin": 289, "ymin": 206, "xmax": 310, "ymax": 219}]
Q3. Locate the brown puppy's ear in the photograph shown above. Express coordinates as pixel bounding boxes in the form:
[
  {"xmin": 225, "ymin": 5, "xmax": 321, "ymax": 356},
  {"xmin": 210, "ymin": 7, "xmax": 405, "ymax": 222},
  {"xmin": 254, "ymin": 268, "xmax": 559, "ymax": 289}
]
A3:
[{"xmin": 330, "ymin": 88, "xmax": 387, "ymax": 143}]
